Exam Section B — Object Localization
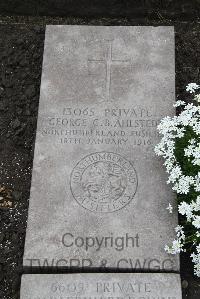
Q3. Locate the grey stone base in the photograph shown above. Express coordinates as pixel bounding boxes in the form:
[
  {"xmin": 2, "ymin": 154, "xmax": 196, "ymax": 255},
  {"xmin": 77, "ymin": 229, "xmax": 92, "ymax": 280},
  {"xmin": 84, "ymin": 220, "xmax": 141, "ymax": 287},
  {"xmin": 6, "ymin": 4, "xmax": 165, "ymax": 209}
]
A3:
[{"xmin": 20, "ymin": 273, "xmax": 182, "ymax": 299}]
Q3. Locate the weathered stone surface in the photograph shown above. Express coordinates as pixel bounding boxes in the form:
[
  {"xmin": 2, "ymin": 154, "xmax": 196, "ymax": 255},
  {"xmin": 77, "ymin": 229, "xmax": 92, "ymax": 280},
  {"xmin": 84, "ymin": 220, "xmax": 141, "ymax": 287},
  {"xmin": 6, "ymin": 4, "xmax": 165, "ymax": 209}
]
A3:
[
  {"xmin": 23, "ymin": 26, "xmax": 179, "ymax": 270},
  {"xmin": 20, "ymin": 273, "xmax": 182, "ymax": 299}
]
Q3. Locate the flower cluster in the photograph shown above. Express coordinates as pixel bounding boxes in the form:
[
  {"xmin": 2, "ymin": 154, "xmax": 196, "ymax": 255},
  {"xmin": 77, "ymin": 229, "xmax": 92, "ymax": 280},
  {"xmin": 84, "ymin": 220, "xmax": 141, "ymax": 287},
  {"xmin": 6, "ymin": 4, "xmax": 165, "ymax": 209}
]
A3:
[
  {"xmin": 164, "ymin": 225, "xmax": 185, "ymax": 254},
  {"xmin": 155, "ymin": 83, "xmax": 200, "ymax": 277},
  {"xmin": 191, "ymin": 244, "xmax": 200, "ymax": 276}
]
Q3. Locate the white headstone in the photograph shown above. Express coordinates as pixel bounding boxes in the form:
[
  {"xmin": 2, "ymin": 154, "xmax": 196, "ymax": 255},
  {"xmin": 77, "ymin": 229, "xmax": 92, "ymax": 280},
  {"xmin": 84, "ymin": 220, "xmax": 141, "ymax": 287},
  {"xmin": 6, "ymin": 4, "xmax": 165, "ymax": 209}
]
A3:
[{"xmin": 23, "ymin": 26, "xmax": 179, "ymax": 271}]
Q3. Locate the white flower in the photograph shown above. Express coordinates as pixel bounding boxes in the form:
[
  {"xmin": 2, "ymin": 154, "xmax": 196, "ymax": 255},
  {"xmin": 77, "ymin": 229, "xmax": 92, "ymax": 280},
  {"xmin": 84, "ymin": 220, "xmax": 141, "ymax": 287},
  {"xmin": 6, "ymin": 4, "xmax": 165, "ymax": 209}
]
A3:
[
  {"xmin": 192, "ymin": 121, "xmax": 200, "ymax": 135},
  {"xmin": 175, "ymin": 225, "xmax": 185, "ymax": 241},
  {"xmin": 173, "ymin": 176, "xmax": 194, "ymax": 195},
  {"xmin": 186, "ymin": 83, "xmax": 200, "ymax": 93},
  {"xmin": 165, "ymin": 240, "xmax": 183, "ymax": 254},
  {"xmin": 178, "ymin": 201, "xmax": 193, "ymax": 220},
  {"xmin": 194, "ymin": 173, "xmax": 200, "ymax": 192},
  {"xmin": 166, "ymin": 203, "xmax": 173, "ymax": 214},
  {"xmin": 164, "ymin": 159, "xmax": 174, "ymax": 172},
  {"xmin": 191, "ymin": 249, "xmax": 200, "ymax": 277},
  {"xmin": 167, "ymin": 165, "xmax": 182, "ymax": 183},
  {"xmin": 193, "ymin": 216, "xmax": 200, "ymax": 229},
  {"xmin": 175, "ymin": 225, "xmax": 184, "ymax": 234},
  {"xmin": 184, "ymin": 140, "xmax": 200, "ymax": 166},
  {"xmin": 195, "ymin": 94, "xmax": 200, "ymax": 102},
  {"xmin": 173, "ymin": 100, "xmax": 186, "ymax": 107},
  {"xmin": 164, "ymin": 226, "xmax": 185, "ymax": 254},
  {"xmin": 191, "ymin": 196, "xmax": 200, "ymax": 212}
]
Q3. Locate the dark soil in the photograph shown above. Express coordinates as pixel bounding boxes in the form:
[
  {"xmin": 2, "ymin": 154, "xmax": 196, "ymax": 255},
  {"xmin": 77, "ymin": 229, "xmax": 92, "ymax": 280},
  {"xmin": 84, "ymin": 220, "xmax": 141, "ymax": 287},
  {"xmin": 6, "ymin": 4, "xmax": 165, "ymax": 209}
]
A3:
[
  {"xmin": 0, "ymin": 1, "xmax": 200, "ymax": 19},
  {"xmin": 0, "ymin": 15, "xmax": 200, "ymax": 299}
]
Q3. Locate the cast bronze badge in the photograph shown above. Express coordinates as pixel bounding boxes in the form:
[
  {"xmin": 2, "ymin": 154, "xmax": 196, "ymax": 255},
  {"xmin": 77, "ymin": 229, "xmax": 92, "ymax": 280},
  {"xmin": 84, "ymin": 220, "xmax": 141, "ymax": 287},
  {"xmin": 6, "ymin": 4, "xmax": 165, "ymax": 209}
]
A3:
[{"xmin": 70, "ymin": 152, "xmax": 138, "ymax": 213}]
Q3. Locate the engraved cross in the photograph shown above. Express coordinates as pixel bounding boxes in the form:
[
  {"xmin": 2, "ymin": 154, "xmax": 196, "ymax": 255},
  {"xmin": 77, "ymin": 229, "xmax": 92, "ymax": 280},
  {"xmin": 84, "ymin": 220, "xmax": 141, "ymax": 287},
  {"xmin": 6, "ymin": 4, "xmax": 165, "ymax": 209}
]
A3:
[{"xmin": 88, "ymin": 40, "xmax": 130, "ymax": 102}]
